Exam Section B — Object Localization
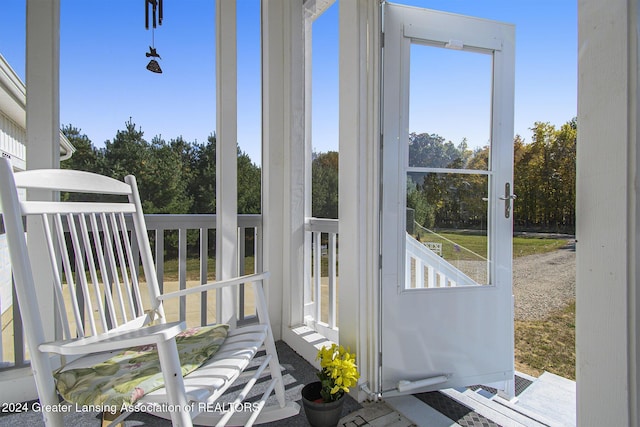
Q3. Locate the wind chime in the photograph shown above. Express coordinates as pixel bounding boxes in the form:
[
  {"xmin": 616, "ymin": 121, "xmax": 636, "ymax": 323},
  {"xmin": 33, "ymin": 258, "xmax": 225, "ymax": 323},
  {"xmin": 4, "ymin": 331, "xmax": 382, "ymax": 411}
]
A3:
[{"xmin": 145, "ymin": 0, "xmax": 163, "ymax": 73}]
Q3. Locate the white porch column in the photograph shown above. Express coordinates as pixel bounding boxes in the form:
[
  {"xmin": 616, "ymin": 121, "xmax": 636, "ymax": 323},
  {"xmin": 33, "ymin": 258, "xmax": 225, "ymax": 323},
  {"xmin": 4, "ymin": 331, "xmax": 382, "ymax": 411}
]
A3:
[
  {"xmin": 25, "ymin": 0, "xmax": 60, "ymax": 346},
  {"xmin": 216, "ymin": 0, "xmax": 238, "ymax": 326},
  {"xmin": 26, "ymin": 0, "xmax": 60, "ymax": 175},
  {"xmin": 7, "ymin": 0, "xmax": 62, "ymax": 406},
  {"xmin": 262, "ymin": 0, "xmax": 304, "ymax": 342},
  {"xmin": 577, "ymin": 0, "xmax": 640, "ymax": 425},
  {"xmin": 338, "ymin": 0, "xmax": 380, "ymax": 398}
]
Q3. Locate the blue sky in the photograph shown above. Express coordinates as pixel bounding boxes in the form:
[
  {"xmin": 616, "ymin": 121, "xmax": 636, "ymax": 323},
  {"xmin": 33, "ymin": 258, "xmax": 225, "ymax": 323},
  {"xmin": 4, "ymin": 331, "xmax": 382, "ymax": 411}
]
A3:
[{"xmin": 0, "ymin": 1, "xmax": 576, "ymax": 164}]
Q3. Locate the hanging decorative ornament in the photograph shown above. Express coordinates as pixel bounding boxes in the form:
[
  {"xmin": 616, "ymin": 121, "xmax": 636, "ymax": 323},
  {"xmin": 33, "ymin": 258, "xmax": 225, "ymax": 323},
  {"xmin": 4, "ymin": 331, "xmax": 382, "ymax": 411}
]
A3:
[
  {"xmin": 145, "ymin": 0, "xmax": 163, "ymax": 73},
  {"xmin": 146, "ymin": 46, "xmax": 162, "ymax": 73}
]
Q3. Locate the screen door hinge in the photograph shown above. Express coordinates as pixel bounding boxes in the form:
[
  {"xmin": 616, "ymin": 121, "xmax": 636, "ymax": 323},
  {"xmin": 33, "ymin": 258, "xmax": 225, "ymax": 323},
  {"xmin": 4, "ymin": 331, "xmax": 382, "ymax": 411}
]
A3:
[{"xmin": 381, "ymin": 32, "xmax": 385, "ymax": 48}]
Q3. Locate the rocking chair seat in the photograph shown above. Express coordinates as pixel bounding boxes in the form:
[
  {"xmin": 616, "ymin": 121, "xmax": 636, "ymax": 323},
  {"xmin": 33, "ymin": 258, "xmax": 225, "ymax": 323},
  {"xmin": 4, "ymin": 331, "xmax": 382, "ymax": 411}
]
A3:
[
  {"xmin": 141, "ymin": 323, "xmax": 269, "ymax": 405},
  {"xmin": 53, "ymin": 324, "xmax": 229, "ymax": 407}
]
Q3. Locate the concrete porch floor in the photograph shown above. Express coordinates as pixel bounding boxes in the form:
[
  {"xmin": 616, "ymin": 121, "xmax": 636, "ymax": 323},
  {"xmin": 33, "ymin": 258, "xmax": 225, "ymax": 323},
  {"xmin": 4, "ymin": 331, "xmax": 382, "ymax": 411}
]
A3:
[{"xmin": 0, "ymin": 341, "xmax": 574, "ymax": 427}]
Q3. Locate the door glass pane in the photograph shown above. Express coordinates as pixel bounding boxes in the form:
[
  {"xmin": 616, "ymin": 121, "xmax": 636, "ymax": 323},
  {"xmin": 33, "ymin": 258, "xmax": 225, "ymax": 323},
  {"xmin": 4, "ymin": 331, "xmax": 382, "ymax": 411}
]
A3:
[
  {"xmin": 408, "ymin": 43, "xmax": 493, "ymax": 170},
  {"xmin": 406, "ymin": 172, "xmax": 489, "ymax": 288}
]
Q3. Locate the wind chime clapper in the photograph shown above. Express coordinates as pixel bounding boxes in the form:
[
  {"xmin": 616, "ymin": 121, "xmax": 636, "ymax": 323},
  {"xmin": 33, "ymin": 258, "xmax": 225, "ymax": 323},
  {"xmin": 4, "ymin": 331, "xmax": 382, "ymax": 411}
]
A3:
[{"xmin": 145, "ymin": 0, "xmax": 163, "ymax": 73}]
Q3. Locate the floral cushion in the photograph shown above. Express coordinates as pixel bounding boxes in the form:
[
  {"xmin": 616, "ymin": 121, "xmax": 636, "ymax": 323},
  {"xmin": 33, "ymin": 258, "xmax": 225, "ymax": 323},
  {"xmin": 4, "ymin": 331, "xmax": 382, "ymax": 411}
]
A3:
[{"xmin": 54, "ymin": 324, "xmax": 229, "ymax": 407}]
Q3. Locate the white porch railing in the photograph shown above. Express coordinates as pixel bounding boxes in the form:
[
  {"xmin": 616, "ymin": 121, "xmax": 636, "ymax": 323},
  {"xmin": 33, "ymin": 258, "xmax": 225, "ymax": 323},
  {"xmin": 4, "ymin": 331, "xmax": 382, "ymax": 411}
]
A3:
[
  {"xmin": 405, "ymin": 233, "xmax": 477, "ymax": 288},
  {"xmin": 0, "ymin": 213, "xmax": 261, "ymax": 371},
  {"xmin": 304, "ymin": 218, "xmax": 339, "ymax": 343},
  {"xmin": 300, "ymin": 221, "xmax": 478, "ymax": 340}
]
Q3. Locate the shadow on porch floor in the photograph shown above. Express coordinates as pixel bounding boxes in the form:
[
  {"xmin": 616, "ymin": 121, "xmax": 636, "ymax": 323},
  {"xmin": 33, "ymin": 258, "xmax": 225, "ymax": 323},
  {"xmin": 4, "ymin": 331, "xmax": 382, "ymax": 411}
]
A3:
[
  {"xmin": 2, "ymin": 340, "xmax": 573, "ymax": 427},
  {"xmin": 0, "ymin": 341, "xmax": 367, "ymax": 426}
]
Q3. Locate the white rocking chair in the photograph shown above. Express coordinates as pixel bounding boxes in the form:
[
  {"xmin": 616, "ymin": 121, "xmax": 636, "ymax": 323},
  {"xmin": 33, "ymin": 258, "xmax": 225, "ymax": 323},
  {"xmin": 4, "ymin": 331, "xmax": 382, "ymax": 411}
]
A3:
[{"xmin": 0, "ymin": 158, "xmax": 299, "ymax": 426}]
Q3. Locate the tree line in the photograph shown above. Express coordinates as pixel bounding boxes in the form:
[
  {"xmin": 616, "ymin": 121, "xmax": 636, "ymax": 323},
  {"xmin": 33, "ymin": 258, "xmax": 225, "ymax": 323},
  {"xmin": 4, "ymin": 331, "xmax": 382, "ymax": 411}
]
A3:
[
  {"xmin": 62, "ymin": 116, "xmax": 576, "ymax": 234},
  {"xmin": 62, "ymin": 119, "xmax": 260, "ymax": 215},
  {"xmin": 406, "ymin": 118, "xmax": 577, "ymax": 233},
  {"xmin": 63, "ymin": 119, "xmax": 339, "ymax": 219},
  {"xmin": 513, "ymin": 119, "xmax": 576, "ymax": 231}
]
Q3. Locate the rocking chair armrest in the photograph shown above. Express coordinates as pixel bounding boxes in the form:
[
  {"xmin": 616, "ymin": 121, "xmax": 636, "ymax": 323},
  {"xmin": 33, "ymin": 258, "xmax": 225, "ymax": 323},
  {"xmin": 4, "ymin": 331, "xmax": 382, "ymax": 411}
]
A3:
[
  {"xmin": 39, "ymin": 321, "xmax": 186, "ymax": 356},
  {"xmin": 158, "ymin": 271, "xmax": 270, "ymax": 301}
]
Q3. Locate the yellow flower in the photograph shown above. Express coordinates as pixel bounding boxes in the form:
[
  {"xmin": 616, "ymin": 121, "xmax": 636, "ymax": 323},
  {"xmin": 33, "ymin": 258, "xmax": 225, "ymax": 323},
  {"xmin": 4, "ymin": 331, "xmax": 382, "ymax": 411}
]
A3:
[{"xmin": 315, "ymin": 344, "xmax": 360, "ymax": 402}]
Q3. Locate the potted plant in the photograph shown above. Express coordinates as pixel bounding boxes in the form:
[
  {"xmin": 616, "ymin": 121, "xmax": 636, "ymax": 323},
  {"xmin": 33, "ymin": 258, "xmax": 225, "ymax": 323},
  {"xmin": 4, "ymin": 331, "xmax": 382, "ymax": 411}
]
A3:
[{"xmin": 301, "ymin": 344, "xmax": 360, "ymax": 427}]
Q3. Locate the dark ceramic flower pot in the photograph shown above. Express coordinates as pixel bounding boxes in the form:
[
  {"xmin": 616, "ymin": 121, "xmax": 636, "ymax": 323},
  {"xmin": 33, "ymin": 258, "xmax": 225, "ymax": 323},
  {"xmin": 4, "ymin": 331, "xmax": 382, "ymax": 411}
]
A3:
[{"xmin": 301, "ymin": 381, "xmax": 345, "ymax": 427}]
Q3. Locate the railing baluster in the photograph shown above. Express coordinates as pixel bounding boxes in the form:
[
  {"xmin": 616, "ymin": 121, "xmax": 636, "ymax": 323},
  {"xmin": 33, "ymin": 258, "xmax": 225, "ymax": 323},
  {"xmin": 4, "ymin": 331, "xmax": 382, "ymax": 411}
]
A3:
[
  {"xmin": 303, "ymin": 226, "xmax": 312, "ymax": 318},
  {"xmin": 250, "ymin": 226, "xmax": 261, "ymax": 321},
  {"xmin": 313, "ymin": 231, "xmax": 321, "ymax": 323},
  {"xmin": 406, "ymin": 255, "xmax": 413, "ymax": 289},
  {"xmin": 328, "ymin": 232, "xmax": 337, "ymax": 329},
  {"xmin": 427, "ymin": 265, "xmax": 435, "ymax": 288},
  {"xmin": 238, "ymin": 227, "xmax": 246, "ymax": 322},
  {"xmin": 155, "ymin": 229, "xmax": 164, "ymax": 294},
  {"xmin": 253, "ymin": 227, "xmax": 262, "ymax": 273},
  {"xmin": 11, "ymin": 278, "xmax": 24, "ymax": 368},
  {"xmin": 131, "ymin": 230, "xmax": 140, "ymax": 278},
  {"xmin": 178, "ymin": 228, "xmax": 187, "ymax": 321},
  {"xmin": 415, "ymin": 258, "xmax": 424, "ymax": 289},
  {"xmin": 200, "ymin": 228, "xmax": 208, "ymax": 326}
]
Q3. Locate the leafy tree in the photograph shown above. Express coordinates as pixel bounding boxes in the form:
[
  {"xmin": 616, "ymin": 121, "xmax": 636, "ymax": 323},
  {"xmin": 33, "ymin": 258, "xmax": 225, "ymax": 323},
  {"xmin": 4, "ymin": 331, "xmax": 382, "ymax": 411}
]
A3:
[
  {"xmin": 187, "ymin": 136, "xmax": 261, "ymax": 215},
  {"xmin": 513, "ymin": 119, "xmax": 576, "ymax": 231},
  {"xmin": 409, "ymin": 133, "xmax": 463, "ymax": 168},
  {"xmin": 61, "ymin": 124, "xmax": 103, "ymax": 173},
  {"xmin": 312, "ymin": 151, "xmax": 339, "ymax": 219},
  {"xmin": 60, "ymin": 125, "xmax": 104, "ymax": 202},
  {"xmin": 146, "ymin": 135, "xmax": 192, "ymax": 214},
  {"xmin": 102, "ymin": 119, "xmax": 191, "ymax": 214},
  {"xmin": 237, "ymin": 146, "xmax": 261, "ymax": 214},
  {"xmin": 407, "ymin": 176, "xmax": 435, "ymax": 229},
  {"xmin": 189, "ymin": 135, "xmax": 217, "ymax": 214}
]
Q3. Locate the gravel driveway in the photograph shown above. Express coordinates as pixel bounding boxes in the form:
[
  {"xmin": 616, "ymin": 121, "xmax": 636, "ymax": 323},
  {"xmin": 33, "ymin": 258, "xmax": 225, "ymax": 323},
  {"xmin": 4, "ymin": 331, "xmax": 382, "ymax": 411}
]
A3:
[{"xmin": 513, "ymin": 242, "xmax": 576, "ymax": 321}]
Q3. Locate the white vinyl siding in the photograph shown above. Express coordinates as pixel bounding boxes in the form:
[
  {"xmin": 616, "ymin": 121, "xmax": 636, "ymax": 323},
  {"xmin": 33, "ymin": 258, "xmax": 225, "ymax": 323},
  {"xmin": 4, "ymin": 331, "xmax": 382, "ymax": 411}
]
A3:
[{"xmin": 0, "ymin": 111, "xmax": 26, "ymax": 171}]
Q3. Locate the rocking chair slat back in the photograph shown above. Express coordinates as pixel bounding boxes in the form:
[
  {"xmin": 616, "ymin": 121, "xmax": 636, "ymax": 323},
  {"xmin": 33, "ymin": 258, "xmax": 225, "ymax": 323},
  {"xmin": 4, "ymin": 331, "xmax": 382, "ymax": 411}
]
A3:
[{"xmin": 11, "ymin": 168, "xmax": 160, "ymax": 340}]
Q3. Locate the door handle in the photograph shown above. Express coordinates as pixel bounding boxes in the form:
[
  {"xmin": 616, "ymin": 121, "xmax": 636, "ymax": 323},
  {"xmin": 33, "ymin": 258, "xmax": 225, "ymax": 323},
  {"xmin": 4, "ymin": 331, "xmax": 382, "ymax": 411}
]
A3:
[{"xmin": 499, "ymin": 182, "xmax": 517, "ymax": 218}]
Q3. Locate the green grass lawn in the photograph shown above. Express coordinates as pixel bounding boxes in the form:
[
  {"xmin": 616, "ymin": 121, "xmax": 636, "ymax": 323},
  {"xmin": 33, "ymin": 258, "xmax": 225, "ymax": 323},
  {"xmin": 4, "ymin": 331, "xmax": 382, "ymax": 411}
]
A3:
[
  {"xmin": 512, "ymin": 236, "xmax": 569, "ymax": 257},
  {"xmin": 515, "ymin": 301, "xmax": 576, "ymax": 380},
  {"xmin": 159, "ymin": 232, "xmax": 567, "ymax": 279},
  {"xmin": 415, "ymin": 231, "xmax": 568, "ymax": 260},
  {"xmin": 161, "ymin": 256, "xmax": 255, "ymax": 281}
]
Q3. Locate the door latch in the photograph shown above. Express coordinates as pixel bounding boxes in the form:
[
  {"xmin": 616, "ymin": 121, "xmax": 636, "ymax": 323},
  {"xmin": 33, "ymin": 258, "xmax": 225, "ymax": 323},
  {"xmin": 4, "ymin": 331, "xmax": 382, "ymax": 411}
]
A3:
[{"xmin": 499, "ymin": 182, "xmax": 517, "ymax": 218}]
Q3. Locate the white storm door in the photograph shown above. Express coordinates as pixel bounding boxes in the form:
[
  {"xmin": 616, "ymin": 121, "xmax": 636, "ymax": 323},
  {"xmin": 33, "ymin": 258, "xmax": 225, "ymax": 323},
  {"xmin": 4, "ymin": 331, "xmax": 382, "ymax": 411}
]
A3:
[{"xmin": 381, "ymin": 3, "xmax": 515, "ymax": 395}]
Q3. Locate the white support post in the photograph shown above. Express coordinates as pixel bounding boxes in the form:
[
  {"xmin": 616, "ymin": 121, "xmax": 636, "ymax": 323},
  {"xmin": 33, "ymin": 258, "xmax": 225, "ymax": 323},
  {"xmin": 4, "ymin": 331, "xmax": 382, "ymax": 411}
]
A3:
[
  {"xmin": 12, "ymin": 0, "xmax": 63, "ymax": 409},
  {"xmin": 262, "ymin": 0, "xmax": 305, "ymax": 342},
  {"xmin": 338, "ymin": 0, "xmax": 381, "ymax": 400},
  {"xmin": 25, "ymin": 0, "xmax": 60, "ymax": 339},
  {"xmin": 577, "ymin": 0, "xmax": 640, "ymax": 425},
  {"xmin": 216, "ymin": 0, "xmax": 238, "ymax": 327},
  {"xmin": 303, "ymin": 9, "xmax": 314, "ymax": 328}
]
